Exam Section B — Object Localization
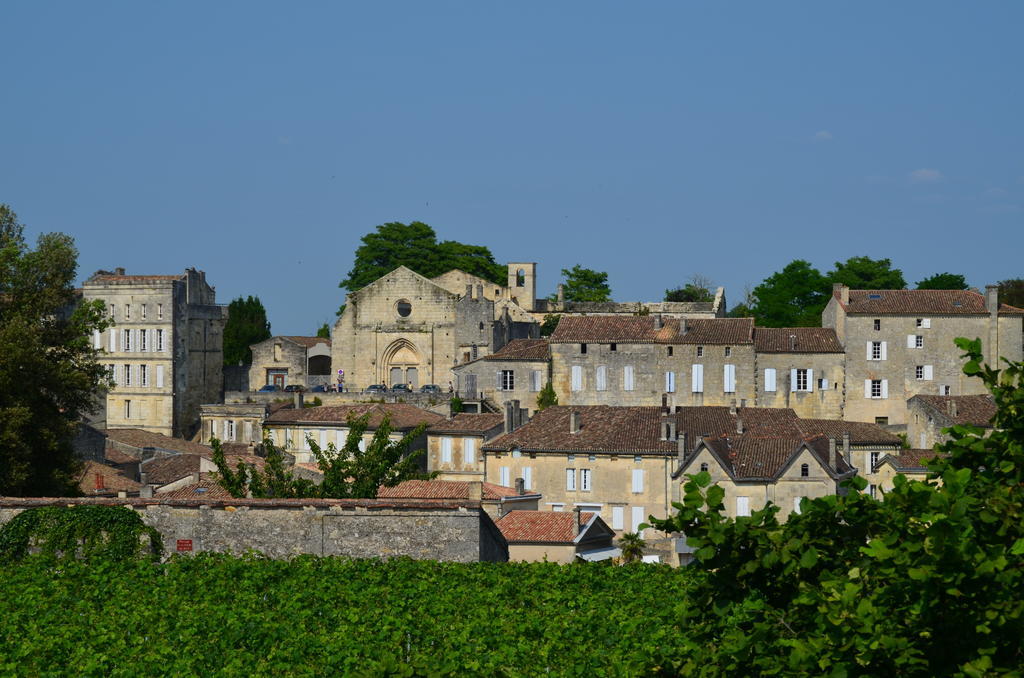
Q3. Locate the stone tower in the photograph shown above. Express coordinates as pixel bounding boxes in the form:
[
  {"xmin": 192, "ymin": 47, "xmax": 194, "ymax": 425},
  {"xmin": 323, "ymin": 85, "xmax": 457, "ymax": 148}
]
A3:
[{"xmin": 507, "ymin": 262, "xmax": 537, "ymax": 312}]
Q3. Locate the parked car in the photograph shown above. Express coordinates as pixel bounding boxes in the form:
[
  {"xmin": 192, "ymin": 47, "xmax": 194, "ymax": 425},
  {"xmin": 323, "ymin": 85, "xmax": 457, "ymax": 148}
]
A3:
[
  {"xmin": 419, "ymin": 384, "xmax": 441, "ymax": 394},
  {"xmin": 390, "ymin": 384, "xmax": 412, "ymax": 394},
  {"xmin": 310, "ymin": 384, "xmax": 328, "ymax": 393},
  {"xmin": 258, "ymin": 384, "xmax": 281, "ymax": 392},
  {"xmin": 365, "ymin": 384, "xmax": 387, "ymax": 394},
  {"xmin": 285, "ymin": 385, "xmax": 305, "ymax": 393}
]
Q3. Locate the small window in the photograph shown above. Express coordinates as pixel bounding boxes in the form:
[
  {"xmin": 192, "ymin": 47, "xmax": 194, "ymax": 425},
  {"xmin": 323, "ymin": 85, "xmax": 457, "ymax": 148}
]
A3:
[
  {"xmin": 123, "ymin": 364, "xmax": 132, "ymax": 386},
  {"xmin": 795, "ymin": 369, "xmax": 808, "ymax": 391},
  {"xmin": 873, "ymin": 319, "xmax": 881, "ymax": 331},
  {"xmin": 157, "ymin": 303, "xmax": 163, "ymax": 320},
  {"xmin": 396, "ymin": 300, "xmax": 412, "ymax": 317},
  {"xmin": 915, "ymin": 365, "xmax": 924, "ymax": 380},
  {"xmin": 610, "ymin": 343, "xmax": 616, "ymax": 352},
  {"xmin": 580, "ymin": 469, "xmax": 592, "ymax": 491},
  {"xmin": 868, "ymin": 293, "xmax": 882, "ymax": 300},
  {"xmin": 580, "ymin": 343, "xmax": 587, "ymax": 354},
  {"xmin": 871, "ymin": 341, "xmax": 882, "ymax": 360},
  {"xmin": 916, "ymin": 318, "xmax": 924, "ymax": 328},
  {"xmin": 942, "ymin": 385, "xmax": 951, "ymax": 396},
  {"xmin": 139, "ymin": 364, "xmax": 148, "ymax": 387},
  {"xmin": 124, "ymin": 400, "xmax": 131, "ymax": 419},
  {"xmin": 871, "ymin": 379, "xmax": 882, "ymax": 398},
  {"xmin": 124, "ymin": 304, "xmax": 131, "ymax": 320},
  {"xmin": 869, "ymin": 484, "xmax": 878, "ymax": 499},
  {"xmin": 870, "ymin": 451, "xmax": 879, "ymax": 468},
  {"xmin": 479, "ymin": 321, "xmax": 484, "ymax": 330},
  {"xmin": 567, "ymin": 454, "xmax": 575, "ymax": 462},
  {"xmin": 109, "ymin": 304, "xmax": 115, "ymax": 319},
  {"xmin": 915, "ymin": 335, "xmax": 924, "ymax": 348},
  {"xmin": 667, "ymin": 346, "xmax": 673, "ymax": 357},
  {"xmin": 700, "ymin": 462, "xmax": 708, "ymax": 473},
  {"xmin": 800, "ymin": 463, "xmax": 809, "ymax": 477},
  {"xmin": 141, "ymin": 304, "xmax": 147, "ymax": 320},
  {"xmin": 633, "ymin": 455, "xmax": 642, "ymax": 464},
  {"xmin": 588, "ymin": 454, "xmax": 596, "ymax": 462},
  {"xmin": 500, "ymin": 370, "xmax": 514, "ymax": 391},
  {"xmin": 696, "ymin": 346, "xmax": 704, "ymax": 357},
  {"xmin": 724, "ymin": 346, "xmax": 731, "ymax": 357},
  {"xmin": 875, "ymin": 416, "xmax": 889, "ymax": 425}
]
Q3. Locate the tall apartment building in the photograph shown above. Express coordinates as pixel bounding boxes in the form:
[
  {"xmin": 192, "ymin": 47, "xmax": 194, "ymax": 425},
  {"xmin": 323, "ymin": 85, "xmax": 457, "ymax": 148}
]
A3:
[{"xmin": 82, "ymin": 268, "xmax": 227, "ymax": 438}]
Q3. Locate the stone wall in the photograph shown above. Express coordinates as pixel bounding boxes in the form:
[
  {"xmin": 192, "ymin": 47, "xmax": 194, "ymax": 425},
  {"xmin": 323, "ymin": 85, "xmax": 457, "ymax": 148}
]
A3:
[{"xmin": 0, "ymin": 497, "xmax": 508, "ymax": 563}]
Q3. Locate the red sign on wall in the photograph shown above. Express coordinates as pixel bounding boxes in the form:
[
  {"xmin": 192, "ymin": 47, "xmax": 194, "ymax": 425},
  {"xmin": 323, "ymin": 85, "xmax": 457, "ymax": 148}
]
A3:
[{"xmin": 176, "ymin": 539, "xmax": 193, "ymax": 552}]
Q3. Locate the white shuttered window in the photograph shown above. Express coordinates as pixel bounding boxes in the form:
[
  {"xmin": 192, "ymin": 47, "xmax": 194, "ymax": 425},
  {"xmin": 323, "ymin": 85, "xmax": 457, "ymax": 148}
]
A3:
[
  {"xmin": 691, "ymin": 364, "xmax": 704, "ymax": 392},
  {"xmin": 764, "ymin": 368, "xmax": 776, "ymax": 392},
  {"xmin": 464, "ymin": 438, "xmax": 476, "ymax": 465},
  {"xmin": 631, "ymin": 507, "xmax": 645, "ymax": 535},
  {"xmin": 631, "ymin": 469, "xmax": 644, "ymax": 493},
  {"xmin": 531, "ymin": 370, "xmax": 542, "ymax": 392},
  {"xmin": 156, "ymin": 365, "xmax": 164, "ymax": 388},
  {"xmin": 566, "ymin": 468, "xmax": 577, "ymax": 491},
  {"xmin": 724, "ymin": 364, "xmax": 736, "ymax": 393},
  {"xmin": 596, "ymin": 365, "xmax": 607, "ymax": 391},
  {"xmin": 571, "ymin": 365, "xmax": 583, "ymax": 392},
  {"xmin": 623, "ymin": 366, "xmax": 635, "ymax": 391},
  {"xmin": 522, "ymin": 466, "xmax": 532, "ymax": 490},
  {"xmin": 664, "ymin": 371, "xmax": 676, "ymax": 393},
  {"xmin": 500, "ymin": 467, "xmax": 510, "ymax": 486},
  {"xmin": 612, "ymin": 506, "xmax": 624, "ymax": 530},
  {"xmin": 441, "ymin": 437, "xmax": 453, "ymax": 463}
]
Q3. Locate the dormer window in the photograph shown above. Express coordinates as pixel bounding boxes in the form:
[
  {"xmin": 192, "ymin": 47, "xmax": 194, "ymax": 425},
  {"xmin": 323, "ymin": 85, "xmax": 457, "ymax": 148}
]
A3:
[
  {"xmin": 868, "ymin": 293, "xmax": 882, "ymax": 299},
  {"xmin": 800, "ymin": 463, "xmax": 809, "ymax": 477}
]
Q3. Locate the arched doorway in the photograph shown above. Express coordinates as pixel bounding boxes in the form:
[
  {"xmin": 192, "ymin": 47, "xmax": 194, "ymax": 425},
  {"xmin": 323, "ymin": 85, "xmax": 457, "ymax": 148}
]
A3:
[{"xmin": 382, "ymin": 340, "xmax": 422, "ymax": 388}]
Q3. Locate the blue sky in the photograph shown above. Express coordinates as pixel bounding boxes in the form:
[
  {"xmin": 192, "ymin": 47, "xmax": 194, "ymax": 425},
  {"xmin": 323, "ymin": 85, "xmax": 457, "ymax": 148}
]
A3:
[{"xmin": 3, "ymin": 2, "xmax": 1022, "ymax": 335}]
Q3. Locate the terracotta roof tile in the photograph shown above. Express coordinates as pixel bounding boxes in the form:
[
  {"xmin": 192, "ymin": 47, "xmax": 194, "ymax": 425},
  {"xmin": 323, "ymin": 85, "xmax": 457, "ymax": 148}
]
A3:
[
  {"xmin": 106, "ymin": 428, "xmax": 214, "ymax": 456},
  {"xmin": 377, "ymin": 480, "xmax": 528, "ymax": 501},
  {"xmin": 158, "ymin": 480, "xmax": 235, "ymax": 500},
  {"xmin": 797, "ymin": 419, "xmax": 902, "ymax": 444},
  {"xmin": 141, "ymin": 455, "xmax": 203, "ymax": 485},
  {"xmin": 838, "ymin": 289, "xmax": 1019, "ymax": 315},
  {"xmin": 677, "ymin": 318, "xmax": 755, "ymax": 345},
  {"xmin": 78, "ymin": 461, "xmax": 142, "ymax": 495},
  {"xmin": 104, "ymin": 447, "xmax": 138, "ymax": 465},
  {"xmin": 754, "ymin": 327, "xmax": 844, "ymax": 353},
  {"xmin": 86, "ymin": 274, "xmax": 184, "ymax": 283},
  {"xmin": 282, "ymin": 336, "xmax": 332, "ymax": 348},
  {"xmin": 429, "ymin": 413, "xmax": 505, "ymax": 434},
  {"xmin": 548, "ymin": 316, "xmax": 753, "ymax": 345},
  {"xmin": 266, "ymin": 403, "xmax": 444, "ymax": 429},
  {"xmin": 483, "ymin": 339, "xmax": 550, "ymax": 361},
  {"xmin": 495, "ymin": 510, "xmax": 596, "ymax": 543},
  {"xmin": 911, "ymin": 394, "xmax": 996, "ymax": 427},
  {"xmin": 483, "ymin": 406, "xmax": 677, "ymax": 454}
]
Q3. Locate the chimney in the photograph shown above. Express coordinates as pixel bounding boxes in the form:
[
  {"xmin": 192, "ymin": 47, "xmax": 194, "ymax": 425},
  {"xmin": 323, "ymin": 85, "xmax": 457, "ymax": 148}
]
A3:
[
  {"xmin": 948, "ymin": 400, "xmax": 957, "ymax": 419},
  {"xmin": 842, "ymin": 431, "xmax": 851, "ymax": 465},
  {"xmin": 678, "ymin": 432, "xmax": 688, "ymax": 463},
  {"xmin": 139, "ymin": 471, "xmax": 148, "ymax": 485},
  {"xmin": 985, "ymin": 285, "xmax": 999, "ymax": 316},
  {"xmin": 557, "ymin": 284, "xmax": 565, "ymax": 305},
  {"xmin": 653, "ymin": 314, "xmax": 663, "ymax": 330},
  {"xmin": 515, "ymin": 477, "xmax": 525, "ymax": 495},
  {"xmin": 504, "ymin": 401, "xmax": 516, "ymax": 433},
  {"xmin": 468, "ymin": 481, "xmax": 482, "ymax": 501},
  {"xmin": 573, "ymin": 506, "xmax": 582, "ymax": 535},
  {"xmin": 736, "ymin": 417, "xmax": 743, "ymax": 434},
  {"xmin": 294, "ymin": 391, "xmax": 303, "ymax": 409},
  {"xmin": 570, "ymin": 411, "xmax": 581, "ymax": 434},
  {"xmin": 115, "ymin": 267, "xmax": 125, "ymax": 276},
  {"xmin": 789, "ymin": 334, "xmax": 797, "ymax": 351},
  {"xmin": 729, "ymin": 399, "xmax": 737, "ymax": 416},
  {"xmin": 661, "ymin": 393, "xmax": 669, "ymax": 414},
  {"xmin": 95, "ymin": 473, "xmax": 105, "ymax": 491},
  {"xmin": 833, "ymin": 282, "xmax": 849, "ymax": 305},
  {"xmin": 661, "ymin": 418, "xmax": 676, "ymax": 441},
  {"xmin": 829, "ymin": 437, "xmax": 837, "ymax": 470},
  {"xmin": 140, "ymin": 484, "xmax": 154, "ymax": 498},
  {"xmin": 680, "ymin": 318, "xmax": 687, "ymax": 335}
]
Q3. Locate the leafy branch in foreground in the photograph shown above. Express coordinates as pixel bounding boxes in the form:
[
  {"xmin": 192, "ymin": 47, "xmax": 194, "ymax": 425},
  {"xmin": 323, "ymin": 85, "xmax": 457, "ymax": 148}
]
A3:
[{"xmin": 647, "ymin": 336, "xmax": 1024, "ymax": 676}]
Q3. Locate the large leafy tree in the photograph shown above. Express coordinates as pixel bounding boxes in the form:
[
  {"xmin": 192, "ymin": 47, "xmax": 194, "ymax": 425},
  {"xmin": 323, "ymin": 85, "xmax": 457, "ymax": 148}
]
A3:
[
  {"xmin": 665, "ymin": 284, "xmax": 713, "ymax": 303},
  {"xmin": 998, "ymin": 278, "xmax": 1024, "ymax": 308},
  {"xmin": 916, "ymin": 272, "xmax": 969, "ymax": 290},
  {"xmin": 212, "ymin": 414, "xmax": 431, "ymax": 498},
  {"xmin": 648, "ymin": 338, "xmax": 1024, "ymax": 674},
  {"xmin": 827, "ymin": 255, "xmax": 906, "ymax": 290},
  {"xmin": 222, "ymin": 296, "xmax": 271, "ymax": 366},
  {"xmin": 750, "ymin": 260, "xmax": 830, "ymax": 327},
  {"xmin": 0, "ymin": 204, "xmax": 109, "ymax": 496},
  {"xmin": 337, "ymin": 222, "xmax": 505, "ymax": 313},
  {"xmin": 556, "ymin": 265, "xmax": 612, "ymax": 302}
]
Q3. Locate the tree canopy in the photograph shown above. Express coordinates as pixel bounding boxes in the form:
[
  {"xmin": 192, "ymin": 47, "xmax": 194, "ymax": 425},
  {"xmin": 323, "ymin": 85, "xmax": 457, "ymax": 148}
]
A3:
[
  {"xmin": 316, "ymin": 323, "xmax": 330, "ymax": 339},
  {"xmin": 337, "ymin": 222, "xmax": 506, "ymax": 313},
  {"xmin": 222, "ymin": 296, "xmax": 271, "ymax": 366},
  {"xmin": 647, "ymin": 337, "xmax": 1024, "ymax": 674},
  {"xmin": 998, "ymin": 279, "xmax": 1024, "ymax": 308},
  {"xmin": 0, "ymin": 204, "xmax": 109, "ymax": 496},
  {"xmin": 556, "ymin": 265, "xmax": 612, "ymax": 303},
  {"xmin": 213, "ymin": 415, "xmax": 431, "ymax": 499},
  {"xmin": 665, "ymin": 284, "xmax": 714, "ymax": 303},
  {"xmin": 827, "ymin": 255, "xmax": 906, "ymax": 290},
  {"xmin": 750, "ymin": 260, "xmax": 830, "ymax": 327},
  {"xmin": 916, "ymin": 272, "xmax": 969, "ymax": 290}
]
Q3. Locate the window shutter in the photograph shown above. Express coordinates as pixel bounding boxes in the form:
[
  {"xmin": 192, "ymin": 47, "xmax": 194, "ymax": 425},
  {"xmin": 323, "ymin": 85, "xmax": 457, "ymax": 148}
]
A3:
[
  {"xmin": 223, "ymin": 421, "xmax": 229, "ymax": 439},
  {"xmin": 807, "ymin": 369, "xmax": 814, "ymax": 392},
  {"xmin": 571, "ymin": 365, "xmax": 582, "ymax": 392},
  {"xmin": 665, "ymin": 371, "xmax": 675, "ymax": 393},
  {"xmin": 319, "ymin": 430, "xmax": 327, "ymax": 448},
  {"xmin": 156, "ymin": 365, "xmax": 164, "ymax": 388},
  {"xmin": 924, "ymin": 365, "xmax": 933, "ymax": 380},
  {"xmin": 736, "ymin": 496, "xmax": 750, "ymax": 517},
  {"xmin": 596, "ymin": 365, "xmax": 607, "ymax": 391},
  {"xmin": 566, "ymin": 468, "xmax": 576, "ymax": 491},
  {"xmin": 724, "ymin": 364, "xmax": 735, "ymax": 393},
  {"xmin": 464, "ymin": 438, "xmax": 476, "ymax": 465},
  {"xmin": 866, "ymin": 341, "xmax": 872, "ymax": 360},
  {"xmin": 881, "ymin": 341, "xmax": 888, "ymax": 360},
  {"xmin": 907, "ymin": 334, "xmax": 915, "ymax": 348},
  {"xmin": 441, "ymin": 437, "xmax": 452, "ymax": 463},
  {"xmin": 632, "ymin": 469, "xmax": 644, "ymax": 493},
  {"xmin": 821, "ymin": 378, "xmax": 829, "ymax": 390},
  {"xmin": 692, "ymin": 364, "xmax": 703, "ymax": 392},
  {"xmin": 922, "ymin": 318, "xmax": 931, "ymax": 328},
  {"xmin": 500, "ymin": 467, "xmax": 510, "ymax": 486},
  {"xmin": 532, "ymin": 370, "xmax": 542, "ymax": 392},
  {"xmin": 793, "ymin": 497, "xmax": 803, "ymax": 515},
  {"xmin": 864, "ymin": 380, "xmax": 871, "ymax": 398},
  {"xmin": 631, "ymin": 506, "xmax": 645, "ymax": 534},
  {"xmin": 764, "ymin": 368, "xmax": 776, "ymax": 392},
  {"xmin": 110, "ymin": 329, "xmax": 117, "ymax": 352},
  {"xmin": 790, "ymin": 369, "xmax": 798, "ymax": 391},
  {"xmin": 523, "ymin": 466, "xmax": 532, "ymax": 490},
  {"xmin": 881, "ymin": 379, "xmax": 889, "ymax": 399},
  {"xmin": 612, "ymin": 506, "xmax": 624, "ymax": 530},
  {"xmin": 624, "ymin": 365, "xmax": 634, "ymax": 391},
  {"xmin": 495, "ymin": 371, "xmax": 502, "ymax": 389}
]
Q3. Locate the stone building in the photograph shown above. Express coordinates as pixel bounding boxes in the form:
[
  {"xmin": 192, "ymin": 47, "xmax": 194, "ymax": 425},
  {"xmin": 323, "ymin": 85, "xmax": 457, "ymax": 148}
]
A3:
[
  {"xmin": 199, "ymin": 402, "xmax": 275, "ymax": 446},
  {"xmin": 249, "ymin": 336, "xmax": 332, "ymax": 390},
  {"xmin": 426, "ymin": 413, "xmax": 506, "ymax": 480},
  {"xmin": 906, "ymin": 394, "xmax": 996, "ymax": 450},
  {"xmin": 83, "ymin": 268, "xmax": 227, "ymax": 438},
  {"xmin": 331, "ymin": 266, "xmax": 538, "ymax": 391},
  {"xmin": 377, "ymin": 479, "xmax": 541, "ymax": 520},
  {"xmin": 869, "ymin": 449, "xmax": 942, "ymax": 495},
  {"xmin": 531, "ymin": 287, "xmax": 727, "ymax": 321},
  {"xmin": 753, "ymin": 327, "xmax": 845, "ymax": 419},
  {"xmin": 494, "ymin": 509, "xmax": 618, "ymax": 563},
  {"xmin": 452, "ymin": 338, "xmax": 551, "ymax": 414},
  {"xmin": 823, "ymin": 284, "xmax": 1024, "ymax": 425}
]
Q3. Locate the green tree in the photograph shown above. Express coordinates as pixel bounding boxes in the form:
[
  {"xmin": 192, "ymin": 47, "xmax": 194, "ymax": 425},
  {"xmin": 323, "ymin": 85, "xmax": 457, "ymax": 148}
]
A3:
[
  {"xmin": 555, "ymin": 265, "xmax": 612, "ymax": 302},
  {"xmin": 618, "ymin": 532, "xmax": 646, "ymax": 564},
  {"xmin": 539, "ymin": 314, "xmax": 561, "ymax": 337},
  {"xmin": 647, "ymin": 337, "xmax": 1024, "ymax": 675},
  {"xmin": 751, "ymin": 260, "xmax": 831, "ymax": 327},
  {"xmin": 212, "ymin": 414, "xmax": 431, "ymax": 499},
  {"xmin": 316, "ymin": 322, "xmax": 330, "ymax": 339},
  {"xmin": 337, "ymin": 222, "xmax": 505, "ymax": 313},
  {"xmin": 998, "ymin": 278, "xmax": 1024, "ymax": 308},
  {"xmin": 223, "ymin": 296, "xmax": 271, "ymax": 365},
  {"xmin": 916, "ymin": 272, "xmax": 969, "ymax": 290},
  {"xmin": 664, "ymin": 284, "xmax": 713, "ymax": 303},
  {"xmin": 536, "ymin": 382, "xmax": 558, "ymax": 410},
  {"xmin": 827, "ymin": 255, "xmax": 906, "ymax": 290},
  {"xmin": 0, "ymin": 204, "xmax": 109, "ymax": 496}
]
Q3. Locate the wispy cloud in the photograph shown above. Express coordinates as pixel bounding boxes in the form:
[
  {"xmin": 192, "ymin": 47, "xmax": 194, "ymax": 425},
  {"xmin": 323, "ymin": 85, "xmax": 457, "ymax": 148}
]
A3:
[
  {"xmin": 814, "ymin": 130, "xmax": 833, "ymax": 141},
  {"xmin": 983, "ymin": 187, "xmax": 1008, "ymax": 199},
  {"xmin": 909, "ymin": 168, "xmax": 943, "ymax": 183}
]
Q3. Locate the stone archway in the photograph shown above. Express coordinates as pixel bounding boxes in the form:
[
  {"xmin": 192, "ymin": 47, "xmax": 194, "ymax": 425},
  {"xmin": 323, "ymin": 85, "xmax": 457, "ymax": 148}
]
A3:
[{"xmin": 382, "ymin": 339, "xmax": 422, "ymax": 388}]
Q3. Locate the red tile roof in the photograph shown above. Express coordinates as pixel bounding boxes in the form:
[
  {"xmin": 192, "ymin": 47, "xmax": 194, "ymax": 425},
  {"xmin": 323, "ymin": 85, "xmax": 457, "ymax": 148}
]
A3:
[
  {"xmin": 495, "ymin": 510, "xmax": 596, "ymax": 543},
  {"xmin": 754, "ymin": 327, "xmax": 844, "ymax": 353},
  {"xmin": 483, "ymin": 406, "xmax": 678, "ymax": 454},
  {"xmin": 483, "ymin": 338, "xmax": 550, "ymax": 361},
  {"xmin": 837, "ymin": 288, "xmax": 1024, "ymax": 315},
  {"xmin": 78, "ymin": 461, "xmax": 142, "ymax": 495},
  {"xmin": 141, "ymin": 454, "xmax": 203, "ymax": 485},
  {"xmin": 106, "ymin": 428, "xmax": 214, "ymax": 456},
  {"xmin": 377, "ymin": 480, "xmax": 529, "ymax": 501},
  {"xmin": 677, "ymin": 318, "xmax": 755, "ymax": 345},
  {"xmin": 797, "ymin": 419, "xmax": 902, "ymax": 445},
  {"xmin": 548, "ymin": 316, "xmax": 754, "ymax": 345},
  {"xmin": 877, "ymin": 449, "xmax": 947, "ymax": 472},
  {"xmin": 266, "ymin": 403, "xmax": 444, "ymax": 429},
  {"xmin": 282, "ymin": 336, "xmax": 332, "ymax": 348},
  {"xmin": 429, "ymin": 413, "xmax": 505, "ymax": 434},
  {"xmin": 158, "ymin": 480, "xmax": 235, "ymax": 500},
  {"xmin": 910, "ymin": 394, "xmax": 996, "ymax": 427}
]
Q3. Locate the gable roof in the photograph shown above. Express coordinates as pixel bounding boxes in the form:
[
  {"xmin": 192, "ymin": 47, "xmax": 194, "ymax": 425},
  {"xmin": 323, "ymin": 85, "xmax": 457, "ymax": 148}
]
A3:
[
  {"xmin": 350, "ymin": 265, "xmax": 454, "ymax": 299},
  {"xmin": 483, "ymin": 406, "xmax": 677, "ymax": 455},
  {"xmin": 78, "ymin": 461, "xmax": 143, "ymax": 495},
  {"xmin": 281, "ymin": 336, "xmax": 331, "ymax": 348},
  {"xmin": 695, "ymin": 435, "xmax": 855, "ymax": 481},
  {"xmin": 836, "ymin": 288, "xmax": 1024, "ymax": 315},
  {"xmin": 494, "ymin": 510, "xmax": 602, "ymax": 544},
  {"xmin": 754, "ymin": 327, "xmax": 844, "ymax": 353},
  {"xmin": 875, "ymin": 448, "xmax": 947, "ymax": 472},
  {"xmin": 548, "ymin": 316, "xmax": 754, "ymax": 345},
  {"xmin": 265, "ymin": 403, "xmax": 444, "ymax": 429},
  {"xmin": 158, "ymin": 479, "xmax": 235, "ymax": 500},
  {"xmin": 106, "ymin": 428, "xmax": 214, "ymax": 456},
  {"xmin": 483, "ymin": 339, "xmax": 550, "ymax": 361},
  {"xmin": 429, "ymin": 413, "xmax": 505, "ymax": 434},
  {"xmin": 909, "ymin": 394, "xmax": 997, "ymax": 428}
]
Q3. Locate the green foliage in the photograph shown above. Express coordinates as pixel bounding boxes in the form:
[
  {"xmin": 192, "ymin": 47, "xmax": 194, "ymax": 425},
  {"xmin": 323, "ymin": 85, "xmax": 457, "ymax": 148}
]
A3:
[
  {"xmin": 212, "ymin": 415, "xmax": 431, "ymax": 499},
  {"xmin": 0, "ymin": 554, "xmax": 696, "ymax": 675},
  {"xmin": 0, "ymin": 505, "xmax": 162, "ymax": 563},
  {"xmin": 916, "ymin": 272, "xmax": 969, "ymax": 290},
  {"xmin": 306, "ymin": 396, "xmax": 323, "ymax": 408},
  {"xmin": 727, "ymin": 302, "xmax": 753, "ymax": 318},
  {"xmin": 665, "ymin": 283, "xmax": 713, "ymax": 303},
  {"xmin": 223, "ymin": 295, "xmax": 271, "ymax": 365},
  {"xmin": 315, "ymin": 322, "xmax": 330, "ymax": 338},
  {"xmin": 827, "ymin": 255, "xmax": 906, "ymax": 290},
  {"xmin": 540, "ymin": 314, "xmax": 561, "ymax": 336},
  {"xmin": 554, "ymin": 265, "xmax": 612, "ymax": 302},
  {"xmin": 751, "ymin": 259, "xmax": 831, "ymax": 327},
  {"xmin": 0, "ymin": 204, "xmax": 109, "ymax": 496},
  {"xmin": 337, "ymin": 222, "xmax": 505, "ymax": 312},
  {"xmin": 618, "ymin": 532, "xmax": 646, "ymax": 564},
  {"xmin": 449, "ymin": 396, "xmax": 464, "ymax": 414},
  {"xmin": 647, "ymin": 337, "xmax": 1024, "ymax": 675},
  {"xmin": 537, "ymin": 381, "xmax": 559, "ymax": 410},
  {"xmin": 998, "ymin": 278, "xmax": 1024, "ymax": 308}
]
